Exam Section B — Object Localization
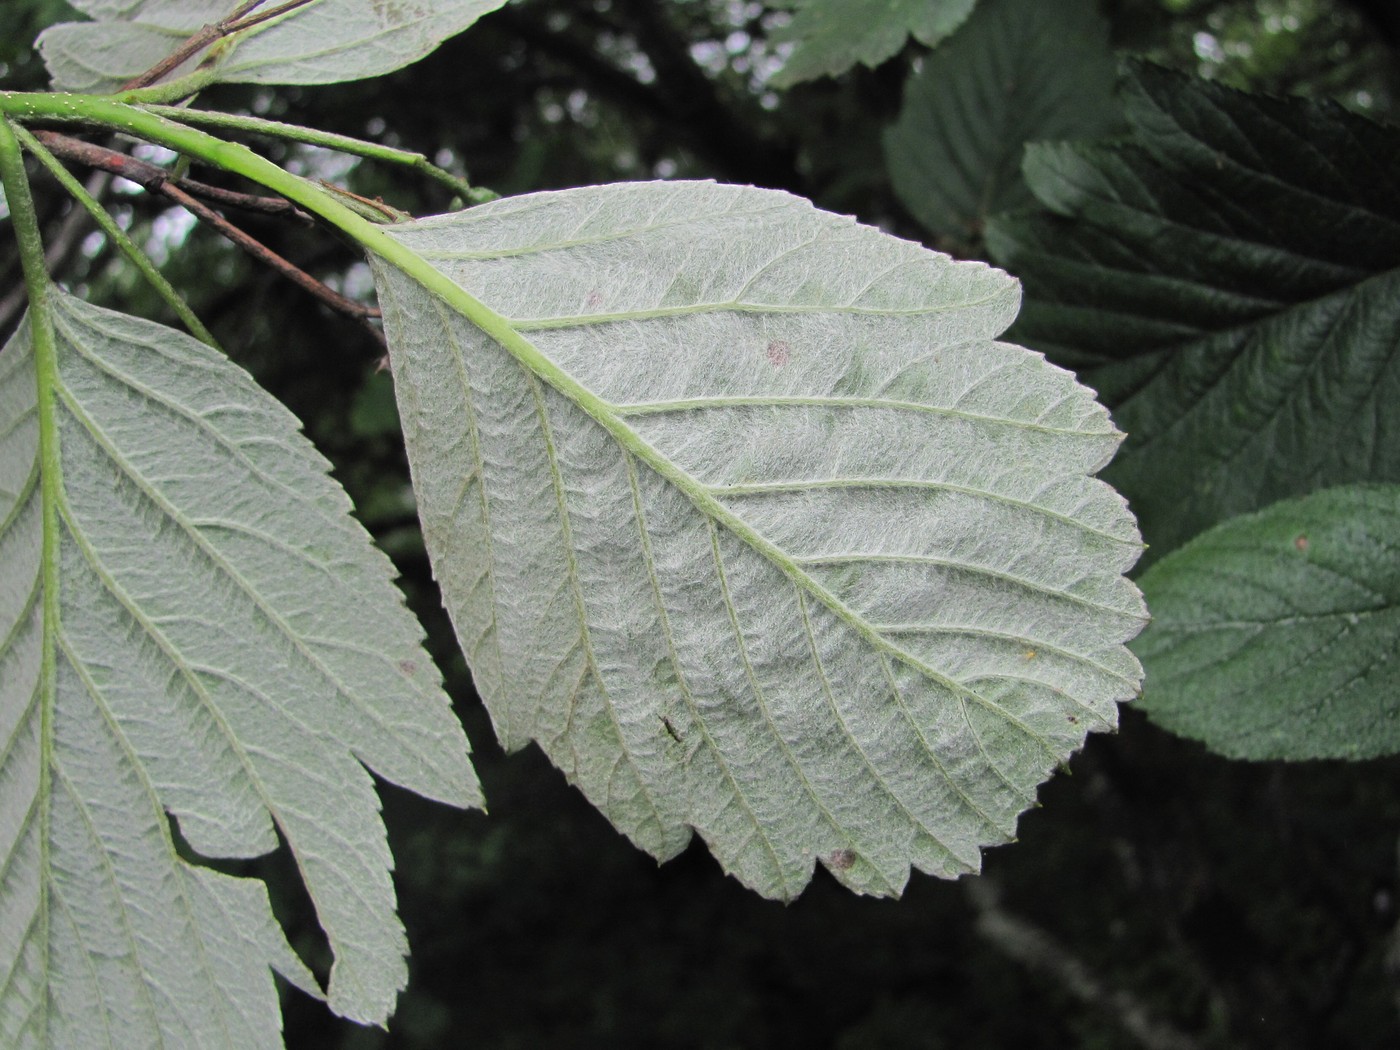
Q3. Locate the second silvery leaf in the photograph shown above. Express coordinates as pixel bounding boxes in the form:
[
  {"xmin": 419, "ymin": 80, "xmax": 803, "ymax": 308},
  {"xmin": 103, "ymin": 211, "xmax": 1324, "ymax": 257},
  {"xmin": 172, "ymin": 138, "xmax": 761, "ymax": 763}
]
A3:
[
  {"xmin": 39, "ymin": 0, "xmax": 508, "ymax": 92},
  {"xmin": 371, "ymin": 181, "xmax": 1147, "ymax": 900}
]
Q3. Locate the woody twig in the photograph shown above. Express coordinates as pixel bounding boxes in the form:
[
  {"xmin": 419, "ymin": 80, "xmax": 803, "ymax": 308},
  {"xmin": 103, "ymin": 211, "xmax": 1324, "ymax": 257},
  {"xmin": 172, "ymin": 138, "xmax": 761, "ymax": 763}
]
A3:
[
  {"xmin": 33, "ymin": 131, "xmax": 313, "ymax": 224},
  {"xmin": 120, "ymin": 0, "xmax": 320, "ymax": 92}
]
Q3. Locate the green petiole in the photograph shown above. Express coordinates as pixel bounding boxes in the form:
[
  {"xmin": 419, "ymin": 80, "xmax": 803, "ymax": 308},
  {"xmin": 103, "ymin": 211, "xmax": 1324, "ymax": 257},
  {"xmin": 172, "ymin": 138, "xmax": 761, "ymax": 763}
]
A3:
[
  {"xmin": 12, "ymin": 124, "xmax": 222, "ymax": 351},
  {"xmin": 135, "ymin": 103, "xmax": 494, "ymax": 203}
]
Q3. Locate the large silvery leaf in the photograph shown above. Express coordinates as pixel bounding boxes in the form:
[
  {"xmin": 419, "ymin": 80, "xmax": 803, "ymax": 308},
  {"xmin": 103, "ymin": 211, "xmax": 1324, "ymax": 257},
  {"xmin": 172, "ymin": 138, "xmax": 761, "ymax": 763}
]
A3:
[
  {"xmin": 39, "ymin": 0, "xmax": 507, "ymax": 92},
  {"xmin": 0, "ymin": 289, "xmax": 479, "ymax": 1047},
  {"xmin": 1133, "ymin": 486, "xmax": 1400, "ymax": 760},
  {"xmin": 882, "ymin": 0, "xmax": 1120, "ymax": 248},
  {"xmin": 370, "ymin": 180, "xmax": 1146, "ymax": 900},
  {"xmin": 769, "ymin": 0, "xmax": 978, "ymax": 88},
  {"xmin": 987, "ymin": 63, "xmax": 1400, "ymax": 558}
]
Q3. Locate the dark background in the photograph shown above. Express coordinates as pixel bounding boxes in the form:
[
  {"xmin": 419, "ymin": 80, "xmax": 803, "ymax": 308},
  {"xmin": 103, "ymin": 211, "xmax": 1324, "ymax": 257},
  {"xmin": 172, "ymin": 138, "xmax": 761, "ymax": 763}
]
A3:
[{"xmin": 3, "ymin": 2, "xmax": 1399, "ymax": 1046}]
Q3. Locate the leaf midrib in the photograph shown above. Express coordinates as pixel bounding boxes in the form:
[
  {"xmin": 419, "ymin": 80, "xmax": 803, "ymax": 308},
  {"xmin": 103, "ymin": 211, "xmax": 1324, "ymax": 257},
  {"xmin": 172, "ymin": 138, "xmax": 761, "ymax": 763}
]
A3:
[
  {"xmin": 54, "ymin": 305, "xmax": 451, "ymax": 779},
  {"xmin": 614, "ymin": 394, "xmax": 1109, "ymax": 439},
  {"xmin": 384, "ymin": 245, "xmax": 1069, "ymax": 767}
]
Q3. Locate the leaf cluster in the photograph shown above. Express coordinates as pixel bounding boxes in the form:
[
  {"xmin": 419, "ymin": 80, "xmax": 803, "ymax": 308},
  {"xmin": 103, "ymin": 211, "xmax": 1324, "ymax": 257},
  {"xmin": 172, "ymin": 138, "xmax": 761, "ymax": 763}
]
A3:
[{"xmin": 1, "ymin": 1, "xmax": 1398, "ymax": 1047}]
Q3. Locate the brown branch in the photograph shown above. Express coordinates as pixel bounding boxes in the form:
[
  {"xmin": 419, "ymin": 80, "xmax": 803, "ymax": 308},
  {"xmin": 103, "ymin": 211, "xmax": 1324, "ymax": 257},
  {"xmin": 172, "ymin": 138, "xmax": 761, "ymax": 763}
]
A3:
[
  {"xmin": 10, "ymin": 131, "xmax": 383, "ymax": 350},
  {"xmin": 159, "ymin": 181, "xmax": 383, "ymax": 343},
  {"xmin": 120, "ymin": 0, "xmax": 319, "ymax": 92},
  {"xmin": 32, "ymin": 131, "xmax": 313, "ymax": 225}
]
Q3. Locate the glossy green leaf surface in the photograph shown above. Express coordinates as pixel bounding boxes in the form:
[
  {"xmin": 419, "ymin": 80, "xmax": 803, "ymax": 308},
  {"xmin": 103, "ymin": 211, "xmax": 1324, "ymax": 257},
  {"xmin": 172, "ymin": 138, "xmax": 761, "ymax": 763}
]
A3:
[
  {"xmin": 1134, "ymin": 486, "xmax": 1400, "ymax": 760},
  {"xmin": 770, "ymin": 0, "xmax": 977, "ymax": 87},
  {"xmin": 883, "ymin": 0, "xmax": 1119, "ymax": 247},
  {"xmin": 0, "ymin": 290, "xmax": 479, "ymax": 1047},
  {"xmin": 371, "ymin": 180, "xmax": 1146, "ymax": 901},
  {"xmin": 988, "ymin": 63, "xmax": 1400, "ymax": 558},
  {"xmin": 38, "ymin": 0, "xmax": 507, "ymax": 91}
]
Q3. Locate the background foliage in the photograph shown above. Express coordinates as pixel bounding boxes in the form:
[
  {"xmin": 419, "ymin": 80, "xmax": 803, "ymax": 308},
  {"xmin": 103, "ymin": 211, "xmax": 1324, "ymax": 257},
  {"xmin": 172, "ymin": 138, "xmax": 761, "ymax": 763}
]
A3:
[{"xmin": 3, "ymin": 1, "xmax": 1398, "ymax": 1047}]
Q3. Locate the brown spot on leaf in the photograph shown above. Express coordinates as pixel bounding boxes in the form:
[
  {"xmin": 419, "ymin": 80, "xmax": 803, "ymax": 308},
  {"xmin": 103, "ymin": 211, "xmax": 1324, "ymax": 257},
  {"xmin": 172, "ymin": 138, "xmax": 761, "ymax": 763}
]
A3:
[
  {"xmin": 585, "ymin": 290, "xmax": 604, "ymax": 309},
  {"xmin": 1295, "ymin": 534, "xmax": 1309, "ymax": 552},
  {"xmin": 766, "ymin": 339, "xmax": 792, "ymax": 367},
  {"xmin": 827, "ymin": 848, "xmax": 856, "ymax": 871},
  {"xmin": 398, "ymin": 660, "xmax": 417, "ymax": 676}
]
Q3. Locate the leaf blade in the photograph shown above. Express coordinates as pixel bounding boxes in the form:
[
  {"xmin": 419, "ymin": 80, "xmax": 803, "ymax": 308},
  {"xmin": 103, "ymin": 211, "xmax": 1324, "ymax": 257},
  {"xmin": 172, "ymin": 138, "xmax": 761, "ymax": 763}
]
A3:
[
  {"xmin": 770, "ymin": 0, "xmax": 978, "ymax": 88},
  {"xmin": 372, "ymin": 180, "xmax": 1145, "ymax": 899},
  {"xmin": 882, "ymin": 0, "xmax": 1120, "ymax": 246},
  {"xmin": 987, "ymin": 63, "xmax": 1400, "ymax": 557},
  {"xmin": 39, "ymin": 0, "xmax": 508, "ymax": 91},
  {"xmin": 0, "ymin": 290, "xmax": 479, "ymax": 1045},
  {"xmin": 1134, "ymin": 485, "xmax": 1400, "ymax": 760}
]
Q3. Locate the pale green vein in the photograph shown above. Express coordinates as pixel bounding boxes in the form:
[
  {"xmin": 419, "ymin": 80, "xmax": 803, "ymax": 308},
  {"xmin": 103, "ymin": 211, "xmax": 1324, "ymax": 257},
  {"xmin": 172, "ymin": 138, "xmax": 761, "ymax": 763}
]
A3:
[
  {"xmin": 425, "ymin": 294, "xmax": 508, "ymax": 722},
  {"xmin": 728, "ymin": 231, "xmax": 824, "ymax": 302},
  {"xmin": 0, "ymin": 458, "xmax": 40, "ymax": 562},
  {"xmin": 0, "ymin": 402, "xmax": 37, "ymax": 444},
  {"xmin": 953, "ymin": 692, "xmax": 1042, "ymax": 807},
  {"xmin": 877, "ymin": 622, "xmax": 1140, "ymax": 689},
  {"xmin": 612, "ymin": 393, "xmax": 1109, "ymax": 439},
  {"xmin": 795, "ymin": 586, "xmax": 978, "ymax": 875},
  {"xmin": 706, "ymin": 520, "xmax": 815, "ymax": 897},
  {"xmin": 53, "ymin": 326, "xmax": 437, "ymax": 770},
  {"xmin": 794, "ymin": 550, "xmax": 1143, "ymax": 621},
  {"xmin": 47, "ymin": 882, "xmax": 117, "ymax": 1050},
  {"xmin": 404, "ymin": 200, "xmax": 793, "ymax": 261},
  {"xmin": 710, "ymin": 477, "xmax": 1137, "ymax": 547},
  {"xmin": 0, "ymin": 790, "xmax": 39, "ymax": 909},
  {"xmin": 56, "ymin": 638, "xmax": 239, "ymax": 1047},
  {"xmin": 963, "ymin": 671, "xmax": 1116, "ymax": 732},
  {"xmin": 625, "ymin": 452, "xmax": 786, "ymax": 869},
  {"xmin": 507, "ymin": 292, "xmax": 1007, "ymax": 330},
  {"xmin": 0, "ymin": 905, "xmax": 43, "ymax": 1027},
  {"xmin": 49, "ymin": 762, "xmax": 172, "ymax": 1050},
  {"xmin": 0, "ymin": 624, "xmax": 40, "ymax": 771},
  {"xmin": 0, "ymin": 115, "xmax": 59, "ymax": 1048},
  {"xmin": 527, "ymin": 374, "xmax": 673, "ymax": 843},
  {"xmin": 877, "ymin": 652, "xmax": 1033, "ymax": 810}
]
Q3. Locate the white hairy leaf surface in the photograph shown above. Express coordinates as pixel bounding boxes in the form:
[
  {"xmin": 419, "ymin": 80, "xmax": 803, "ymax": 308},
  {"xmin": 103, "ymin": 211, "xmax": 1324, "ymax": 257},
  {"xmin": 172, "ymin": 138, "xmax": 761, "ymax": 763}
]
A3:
[
  {"xmin": 39, "ymin": 0, "xmax": 507, "ymax": 91},
  {"xmin": 0, "ymin": 289, "xmax": 479, "ymax": 1047},
  {"xmin": 371, "ymin": 180, "xmax": 1146, "ymax": 900}
]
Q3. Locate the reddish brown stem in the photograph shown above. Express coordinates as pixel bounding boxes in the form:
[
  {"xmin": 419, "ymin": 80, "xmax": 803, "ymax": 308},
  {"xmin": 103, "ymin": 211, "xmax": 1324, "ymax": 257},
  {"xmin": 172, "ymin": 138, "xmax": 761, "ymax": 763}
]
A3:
[
  {"xmin": 160, "ymin": 181, "xmax": 383, "ymax": 339},
  {"xmin": 33, "ymin": 131, "xmax": 312, "ymax": 224}
]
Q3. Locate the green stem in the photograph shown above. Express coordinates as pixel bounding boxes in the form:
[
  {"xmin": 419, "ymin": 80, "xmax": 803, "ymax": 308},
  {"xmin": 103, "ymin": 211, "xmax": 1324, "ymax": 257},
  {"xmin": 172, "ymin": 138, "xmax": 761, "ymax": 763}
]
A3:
[
  {"xmin": 115, "ymin": 69, "xmax": 220, "ymax": 106},
  {"xmin": 0, "ymin": 115, "xmax": 58, "ymax": 1038},
  {"xmin": 0, "ymin": 91, "xmax": 1042, "ymax": 741},
  {"xmin": 0, "ymin": 94, "xmax": 679, "ymax": 526},
  {"xmin": 136, "ymin": 104, "xmax": 494, "ymax": 203},
  {"xmin": 12, "ymin": 124, "xmax": 222, "ymax": 351}
]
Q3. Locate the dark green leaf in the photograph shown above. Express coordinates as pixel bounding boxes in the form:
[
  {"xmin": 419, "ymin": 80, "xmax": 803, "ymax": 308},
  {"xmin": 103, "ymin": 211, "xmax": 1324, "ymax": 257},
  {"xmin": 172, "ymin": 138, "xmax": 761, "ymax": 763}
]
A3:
[
  {"xmin": 882, "ymin": 0, "xmax": 1120, "ymax": 247},
  {"xmin": 770, "ymin": 0, "xmax": 977, "ymax": 88},
  {"xmin": 1134, "ymin": 485, "xmax": 1400, "ymax": 760},
  {"xmin": 988, "ymin": 63, "xmax": 1400, "ymax": 557}
]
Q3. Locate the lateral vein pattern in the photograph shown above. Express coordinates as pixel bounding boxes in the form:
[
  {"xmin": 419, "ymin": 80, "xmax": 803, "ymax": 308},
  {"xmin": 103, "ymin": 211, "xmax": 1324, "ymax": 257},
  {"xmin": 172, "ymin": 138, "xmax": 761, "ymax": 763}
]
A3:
[
  {"xmin": 372, "ymin": 181, "xmax": 1146, "ymax": 899},
  {"xmin": 0, "ymin": 292, "xmax": 478, "ymax": 1047}
]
